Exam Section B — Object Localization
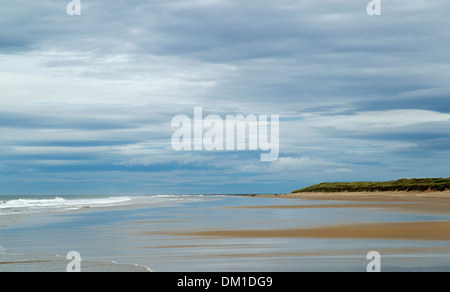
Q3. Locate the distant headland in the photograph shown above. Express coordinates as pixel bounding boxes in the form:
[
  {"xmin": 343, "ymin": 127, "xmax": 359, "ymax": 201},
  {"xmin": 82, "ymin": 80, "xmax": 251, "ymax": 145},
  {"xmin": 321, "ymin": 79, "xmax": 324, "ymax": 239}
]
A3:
[{"xmin": 292, "ymin": 178, "xmax": 450, "ymax": 193}]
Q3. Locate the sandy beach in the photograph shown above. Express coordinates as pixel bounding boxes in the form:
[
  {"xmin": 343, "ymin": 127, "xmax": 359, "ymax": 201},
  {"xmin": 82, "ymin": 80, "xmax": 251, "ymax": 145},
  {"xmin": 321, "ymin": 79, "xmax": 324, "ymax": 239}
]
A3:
[
  {"xmin": 1, "ymin": 193, "xmax": 449, "ymax": 271},
  {"xmin": 140, "ymin": 192, "xmax": 450, "ymax": 242},
  {"xmin": 161, "ymin": 220, "xmax": 450, "ymax": 241},
  {"xmin": 133, "ymin": 193, "xmax": 450, "ymax": 271},
  {"xmin": 262, "ymin": 190, "xmax": 450, "ymax": 200},
  {"xmin": 258, "ymin": 191, "xmax": 450, "ymax": 214}
]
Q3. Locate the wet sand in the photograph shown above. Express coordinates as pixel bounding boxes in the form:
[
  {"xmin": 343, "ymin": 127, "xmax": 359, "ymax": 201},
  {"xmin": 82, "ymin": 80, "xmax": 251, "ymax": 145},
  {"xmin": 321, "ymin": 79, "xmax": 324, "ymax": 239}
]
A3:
[
  {"xmin": 2, "ymin": 194, "xmax": 449, "ymax": 271},
  {"xmin": 0, "ymin": 260, "xmax": 51, "ymax": 265},
  {"xmin": 262, "ymin": 190, "xmax": 450, "ymax": 200},
  {"xmin": 257, "ymin": 191, "xmax": 450, "ymax": 214},
  {"xmin": 161, "ymin": 220, "xmax": 450, "ymax": 241},
  {"xmin": 182, "ymin": 246, "xmax": 450, "ymax": 259},
  {"xmin": 142, "ymin": 191, "xmax": 450, "ymax": 242}
]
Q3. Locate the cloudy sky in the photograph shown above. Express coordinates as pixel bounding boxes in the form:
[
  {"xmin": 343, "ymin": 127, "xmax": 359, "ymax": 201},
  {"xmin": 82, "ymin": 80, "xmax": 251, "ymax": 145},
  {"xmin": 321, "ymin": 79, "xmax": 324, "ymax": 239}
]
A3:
[{"xmin": 1, "ymin": 0, "xmax": 450, "ymax": 195}]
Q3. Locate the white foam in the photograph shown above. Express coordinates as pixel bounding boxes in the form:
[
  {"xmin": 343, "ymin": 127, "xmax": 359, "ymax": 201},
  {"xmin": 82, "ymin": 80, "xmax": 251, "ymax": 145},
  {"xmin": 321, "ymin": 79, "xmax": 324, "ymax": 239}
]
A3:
[
  {"xmin": 0, "ymin": 196, "xmax": 133, "ymax": 214},
  {"xmin": 0, "ymin": 195, "xmax": 212, "ymax": 216}
]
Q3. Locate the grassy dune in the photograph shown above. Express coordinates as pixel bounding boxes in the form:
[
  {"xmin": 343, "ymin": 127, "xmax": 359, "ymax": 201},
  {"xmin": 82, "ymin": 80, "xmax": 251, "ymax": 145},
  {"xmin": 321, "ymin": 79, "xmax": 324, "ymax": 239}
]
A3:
[{"xmin": 292, "ymin": 178, "xmax": 450, "ymax": 193}]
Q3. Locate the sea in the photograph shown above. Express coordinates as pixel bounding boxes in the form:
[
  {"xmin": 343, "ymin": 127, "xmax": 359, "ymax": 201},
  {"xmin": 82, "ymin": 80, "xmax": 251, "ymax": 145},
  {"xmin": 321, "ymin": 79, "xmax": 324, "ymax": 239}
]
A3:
[{"xmin": 0, "ymin": 194, "xmax": 449, "ymax": 272}]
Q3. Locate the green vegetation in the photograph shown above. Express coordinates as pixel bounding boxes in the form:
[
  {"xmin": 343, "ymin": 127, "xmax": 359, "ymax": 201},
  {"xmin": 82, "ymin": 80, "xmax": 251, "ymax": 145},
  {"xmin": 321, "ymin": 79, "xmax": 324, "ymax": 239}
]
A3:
[{"xmin": 292, "ymin": 178, "xmax": 450, "ymax": 193}]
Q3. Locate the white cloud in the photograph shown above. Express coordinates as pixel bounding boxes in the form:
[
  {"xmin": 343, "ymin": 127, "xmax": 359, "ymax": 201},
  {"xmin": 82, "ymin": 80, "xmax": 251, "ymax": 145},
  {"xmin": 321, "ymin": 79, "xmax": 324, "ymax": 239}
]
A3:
[
  {"xmin": 269, "ymin": 156, "xmax": 352, "ymax": 172},
  {"xmin": 241, "ymin": 157, "xmax": 352, "ymax": 174},
  {"xmin": 164, "ymin": 0, "xmax": 233, "ymax": 9},
  {"xmin": 309, "ymin": 110, "xmax": 450, "ymax": 130},
  {"xmin": 0, "ymin": 50, "xmax": 235, "ymax": 106},
  {"xmin": 1, "ymin": 0, "xmax": 450, "ymax": 194}
]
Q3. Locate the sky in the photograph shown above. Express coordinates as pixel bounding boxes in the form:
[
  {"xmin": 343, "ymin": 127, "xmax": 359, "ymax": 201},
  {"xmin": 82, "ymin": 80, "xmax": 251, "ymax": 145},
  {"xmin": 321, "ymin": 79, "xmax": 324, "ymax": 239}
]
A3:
[{"xmin": 1, "ymin": 0, "xmax": 450, "ymax": 195}]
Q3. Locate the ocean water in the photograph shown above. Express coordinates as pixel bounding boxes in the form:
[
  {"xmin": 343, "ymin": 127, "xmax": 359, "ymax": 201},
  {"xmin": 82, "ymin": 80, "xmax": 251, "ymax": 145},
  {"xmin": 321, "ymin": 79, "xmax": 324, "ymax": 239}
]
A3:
[
  {"xmin": 0, "ymin": 194, "xmax": 211, "ymax": 272},
  {"xmin": 0, "ymin": 194, "xmax": 449, "ymax": 272},
  {"xmin": 0, "ymin": 194, "xmax": 208, "ymax": 216}
]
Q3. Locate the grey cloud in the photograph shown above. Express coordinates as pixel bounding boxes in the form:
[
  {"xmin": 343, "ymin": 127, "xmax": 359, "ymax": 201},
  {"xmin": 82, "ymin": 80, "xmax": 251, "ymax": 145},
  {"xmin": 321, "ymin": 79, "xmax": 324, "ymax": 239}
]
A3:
[
  {"xmin": 0, "ymin": 110, "xmax": 137, "ymax": 130},
  {"xmin": 420, "ymin": 138, "xmax": 450, "ymax": 151},
  {"xmin": 316, "ymin": 121, "xmax": 450, "ymax": 142},
  {"xmin": 2, "ymin": 0, "xmax": 450, "ymax": 194},
  {"xmin": 354, "ymin": 94, "xmax": 450, "ymax": 114}
]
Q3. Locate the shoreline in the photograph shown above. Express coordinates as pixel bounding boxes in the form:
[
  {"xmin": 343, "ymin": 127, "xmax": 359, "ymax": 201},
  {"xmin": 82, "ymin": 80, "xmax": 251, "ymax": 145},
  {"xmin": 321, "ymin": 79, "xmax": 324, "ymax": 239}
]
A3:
[
  {"xmin": 253, "ymin": 191, "xmax": 450, "ymax": 214},
  {"xmin": 2, "ymin": 194, "xmax": 450, "ymax": 271},
  {"xmin": 259, "ymin": 190, "xmax": 450, "ymax": 200},
  {"xmin": 145, "ymin": 193, "xmax": 450, "ymax": 242}
]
